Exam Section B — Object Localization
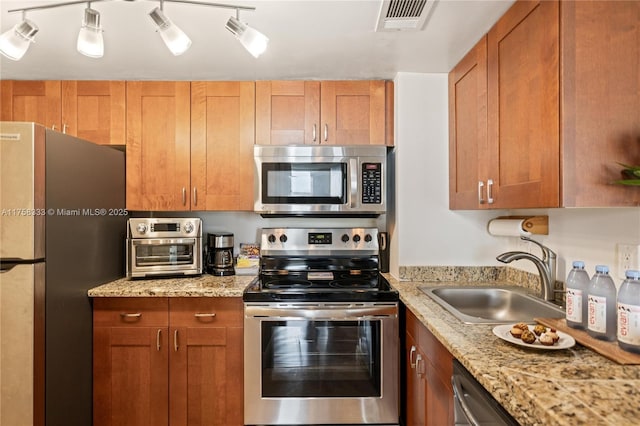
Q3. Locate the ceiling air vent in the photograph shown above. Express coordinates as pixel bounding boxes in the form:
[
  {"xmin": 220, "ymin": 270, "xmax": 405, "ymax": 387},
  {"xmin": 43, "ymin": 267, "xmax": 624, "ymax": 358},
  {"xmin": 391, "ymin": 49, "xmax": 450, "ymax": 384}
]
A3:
[{"xmin": 375, "ymin": 0, "xmax": 436, "ymax": 32}]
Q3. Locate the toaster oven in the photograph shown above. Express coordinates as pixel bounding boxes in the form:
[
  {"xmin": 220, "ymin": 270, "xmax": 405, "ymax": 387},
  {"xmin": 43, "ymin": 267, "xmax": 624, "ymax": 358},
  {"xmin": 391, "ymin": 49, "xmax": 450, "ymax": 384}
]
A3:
[{"xmin": 126, "ymin": 218, "xmax": 202, "ymax": 278}]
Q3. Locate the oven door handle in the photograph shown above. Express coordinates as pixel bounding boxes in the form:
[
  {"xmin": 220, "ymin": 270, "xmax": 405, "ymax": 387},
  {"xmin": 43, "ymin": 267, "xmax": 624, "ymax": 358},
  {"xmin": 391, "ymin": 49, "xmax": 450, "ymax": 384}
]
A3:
[
  {"xmin": 132, "ymin": 238, "xmax": 197, "ymax": 245},
  {"xmin": 245, "ymin": 305, "xmax": 397, "ymax": 320}
]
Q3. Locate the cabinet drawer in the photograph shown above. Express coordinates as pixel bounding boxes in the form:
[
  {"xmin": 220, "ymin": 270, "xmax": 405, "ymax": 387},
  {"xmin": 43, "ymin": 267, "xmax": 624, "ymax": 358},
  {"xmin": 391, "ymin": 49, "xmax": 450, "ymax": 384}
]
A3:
[
  {"xmin": 93, "ymin": 298, "xmax": 168, "ymax": 327},
  {"xmin": 169, "ymin": 298, "xmax": 242, "ymax": 327}
]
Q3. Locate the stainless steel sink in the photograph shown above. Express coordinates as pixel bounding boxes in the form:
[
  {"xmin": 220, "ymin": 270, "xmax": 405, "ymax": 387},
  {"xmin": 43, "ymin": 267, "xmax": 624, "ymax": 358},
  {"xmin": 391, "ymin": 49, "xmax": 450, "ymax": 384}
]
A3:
[{"xmin": 419, "ymin": 286, "xmax": 565, "ymax": 324}]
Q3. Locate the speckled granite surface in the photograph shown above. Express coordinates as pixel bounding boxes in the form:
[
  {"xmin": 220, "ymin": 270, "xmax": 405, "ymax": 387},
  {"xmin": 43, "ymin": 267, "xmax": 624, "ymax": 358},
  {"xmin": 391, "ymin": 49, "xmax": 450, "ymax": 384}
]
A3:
[
  {"xmin": 87, "ymin": 274, "xmax": 254, "ymax": 297},
  {"xmin": 389, "ymin": 275, "xmax": 640, "ymax": 426}
]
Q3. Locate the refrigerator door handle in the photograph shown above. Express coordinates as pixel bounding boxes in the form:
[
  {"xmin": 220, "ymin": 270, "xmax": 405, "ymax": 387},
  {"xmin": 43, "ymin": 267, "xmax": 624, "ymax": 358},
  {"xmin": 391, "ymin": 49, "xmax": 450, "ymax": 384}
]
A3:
[{"xmin": 1, "ymin": 258, "xmax": 45, "ymax": 272}]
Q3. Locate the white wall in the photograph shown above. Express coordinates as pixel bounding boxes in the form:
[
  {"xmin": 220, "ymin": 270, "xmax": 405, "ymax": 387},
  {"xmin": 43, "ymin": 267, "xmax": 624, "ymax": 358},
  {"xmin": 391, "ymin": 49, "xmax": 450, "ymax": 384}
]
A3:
[{"xmin": 391, "ymin": 72, "xmax": 640, "ymax": 284}]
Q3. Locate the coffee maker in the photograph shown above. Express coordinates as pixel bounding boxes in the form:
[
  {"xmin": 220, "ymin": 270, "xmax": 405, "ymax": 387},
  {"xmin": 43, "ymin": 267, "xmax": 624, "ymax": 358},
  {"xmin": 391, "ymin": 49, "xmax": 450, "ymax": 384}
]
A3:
[{"xmin": 206, "ymin": 232, "xmax": 235, "ymax": 276}]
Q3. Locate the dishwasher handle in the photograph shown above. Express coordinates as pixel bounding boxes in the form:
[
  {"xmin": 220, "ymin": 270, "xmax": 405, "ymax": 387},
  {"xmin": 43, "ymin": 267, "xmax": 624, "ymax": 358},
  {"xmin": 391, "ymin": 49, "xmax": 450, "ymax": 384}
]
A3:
[{"xmin": 452, "ymin": 374, "xmax": 482, "ymax": 426}]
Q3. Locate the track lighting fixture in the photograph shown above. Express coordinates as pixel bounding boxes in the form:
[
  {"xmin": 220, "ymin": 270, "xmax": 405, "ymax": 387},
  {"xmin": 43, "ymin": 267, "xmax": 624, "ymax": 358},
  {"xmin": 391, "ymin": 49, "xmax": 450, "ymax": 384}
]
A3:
[
  {"xmin": 77, "ymin": 6, "xmax": 104, "ymax": 58},
  {"xmin": 2, "ymin": 0, "xmax": 268, "ymax": 61},
  {"xmin": 225, "ymin": 14, "xmax": 269, "ymax": 58},
  {"xmin": 0, "ymin": 16, "xmax": 38, "ymax": 61},
  {"xmin": 149, "ymin": 6, "xmax": 192, "ymax": 56}
]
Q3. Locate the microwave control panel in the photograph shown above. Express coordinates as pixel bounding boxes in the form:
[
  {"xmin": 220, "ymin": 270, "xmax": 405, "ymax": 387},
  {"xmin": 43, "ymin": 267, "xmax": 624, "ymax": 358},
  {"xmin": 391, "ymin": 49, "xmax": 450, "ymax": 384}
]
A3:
[{"xmin": 362, "ymin": 163, "xmax": 382, "ymax": 204}]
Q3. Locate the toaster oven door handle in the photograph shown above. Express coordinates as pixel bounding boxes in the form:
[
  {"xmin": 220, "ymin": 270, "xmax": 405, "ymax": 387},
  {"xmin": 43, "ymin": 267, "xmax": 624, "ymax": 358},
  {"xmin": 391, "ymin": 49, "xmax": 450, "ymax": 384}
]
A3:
[
  {"xmin": 132, "ymin": 238, "xmax": 197, "ymax": 245},
  {"xmin": 349, "ymin": 158, "xmax": 358, "ymax": 208},
  {"xmin": 245, "ymin": 305, "xmax": 397, "ymax": 320}
]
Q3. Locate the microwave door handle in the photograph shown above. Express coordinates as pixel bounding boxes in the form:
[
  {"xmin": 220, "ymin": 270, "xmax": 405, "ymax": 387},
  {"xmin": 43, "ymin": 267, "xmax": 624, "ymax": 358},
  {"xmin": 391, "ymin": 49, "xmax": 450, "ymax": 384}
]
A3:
[{"xmin": 349, "ymin": 158, "xmax": 358, "ymax": 208}]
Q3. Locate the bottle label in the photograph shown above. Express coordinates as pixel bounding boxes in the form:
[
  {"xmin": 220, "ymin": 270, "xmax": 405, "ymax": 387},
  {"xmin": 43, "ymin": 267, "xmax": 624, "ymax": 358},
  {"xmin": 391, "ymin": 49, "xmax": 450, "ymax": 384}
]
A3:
[
  {"xmin": 618, "ymin": 302, "xmax": 640, "ymax": 346},
  {"xmin": 566, "ymin": 288, "xmax": 582, "ymax": 323},
  {"xmin": 588, "ymin": 295, "xmax": 608, "ymax": 333}
]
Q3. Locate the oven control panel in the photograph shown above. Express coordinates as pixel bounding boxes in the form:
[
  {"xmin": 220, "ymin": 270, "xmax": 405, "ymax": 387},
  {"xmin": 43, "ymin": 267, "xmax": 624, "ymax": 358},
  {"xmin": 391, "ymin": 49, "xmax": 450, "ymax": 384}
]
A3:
[{"xmin": 261, "ymin": 228, "xmax": 379, "ymax": 253}]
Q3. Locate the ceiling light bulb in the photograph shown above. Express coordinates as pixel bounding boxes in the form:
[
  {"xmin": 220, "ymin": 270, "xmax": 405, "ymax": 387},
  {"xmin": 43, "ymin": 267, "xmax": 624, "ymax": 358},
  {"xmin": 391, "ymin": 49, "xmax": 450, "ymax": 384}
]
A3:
[
  {"xmin": 77, "ymin": 7, "xmax": 104, "ymax": 58},
  {"xmin": 149, "ymin": 7, "xmax": 191, "ymax": 56},
  {"xmin": 225, "ymin": 15, "xmax": 268, "ymax": 58},
  {"xmin": 0, "ymin": 19, "xmax": 38, "ymax": 61}
]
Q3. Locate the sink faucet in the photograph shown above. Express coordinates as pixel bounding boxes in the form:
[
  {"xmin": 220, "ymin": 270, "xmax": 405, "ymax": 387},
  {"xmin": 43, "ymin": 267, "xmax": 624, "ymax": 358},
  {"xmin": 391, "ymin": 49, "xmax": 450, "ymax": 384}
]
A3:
[{"xmin": 496, "ymin": 237, "xmax": 557, "ymax": 302}]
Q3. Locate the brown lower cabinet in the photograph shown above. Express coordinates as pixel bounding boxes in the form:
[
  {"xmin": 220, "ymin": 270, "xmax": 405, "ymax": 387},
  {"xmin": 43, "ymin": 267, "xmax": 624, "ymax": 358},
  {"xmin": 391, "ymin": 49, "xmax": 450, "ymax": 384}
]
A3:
[
  {"xmin": 93, "ymin": 297, "xmax": 243, "ymax": 426},
  {"xmin": 403, "ymin": 306, "xmax": 453, "ymax": 426}
]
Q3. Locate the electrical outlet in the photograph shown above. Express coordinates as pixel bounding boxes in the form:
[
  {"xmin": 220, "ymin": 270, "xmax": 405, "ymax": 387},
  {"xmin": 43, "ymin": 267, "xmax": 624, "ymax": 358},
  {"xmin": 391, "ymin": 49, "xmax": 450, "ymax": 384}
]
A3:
[{"xmin": 617, "ymin": 244, "xmax": 640, "ymax": 279}]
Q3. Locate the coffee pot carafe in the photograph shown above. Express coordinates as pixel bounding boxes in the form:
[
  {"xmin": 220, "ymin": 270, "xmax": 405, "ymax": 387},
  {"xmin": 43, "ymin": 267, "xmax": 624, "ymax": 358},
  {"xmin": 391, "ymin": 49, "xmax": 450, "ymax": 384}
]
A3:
[{"xmin": 206, "ymin": 232, "xmax": 235, "ymax": 276}]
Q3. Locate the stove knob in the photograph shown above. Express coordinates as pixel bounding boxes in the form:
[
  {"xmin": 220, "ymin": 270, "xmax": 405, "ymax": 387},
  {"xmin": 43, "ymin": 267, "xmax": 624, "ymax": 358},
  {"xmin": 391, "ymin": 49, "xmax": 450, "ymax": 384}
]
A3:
[
  {"xmin": 136, "ymin": 223, "xmax": 147, "ymax": 234},
  {"xmin": 268, "ymin": 234, "xmax": 276, "ymax": 243},
  {"xmin": 183, "ymin": 222, "xmax": 194, "ymax": 234},
  {"xmin": 365, "ymin": 234, "xmax": 372, "ymax": 242},
  {"xmin": 353, "ymin": 234, "xmax": 361, "ymax": 243},
  {"xmin": 279, "ymin": 234, "xmax": 288, "ymax": 243},
  {"xmin": 341, "ymin": 234, "xmax": 350, "ymax": 243}
]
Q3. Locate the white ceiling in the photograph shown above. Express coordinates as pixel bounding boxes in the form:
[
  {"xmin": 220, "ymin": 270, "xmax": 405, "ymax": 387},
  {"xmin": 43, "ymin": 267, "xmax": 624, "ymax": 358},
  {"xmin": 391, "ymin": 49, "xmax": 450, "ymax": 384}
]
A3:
[{"xmin": 0, "ymin": 0, "xmax": 514, "ymax": 81}]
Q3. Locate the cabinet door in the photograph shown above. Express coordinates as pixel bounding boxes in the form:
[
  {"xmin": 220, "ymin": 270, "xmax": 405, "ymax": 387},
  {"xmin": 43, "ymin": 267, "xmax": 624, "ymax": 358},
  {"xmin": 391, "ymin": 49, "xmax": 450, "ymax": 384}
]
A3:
[
  {"xmin": 169, "ymin": 298, "xmax": 243, "ymax": 426},
  {"xmin": 93, "ymin": 298, "xmax": 170, "ymax": 426},
  {"xmin": 487, "ymin": 0, "xmax": 560, "ymax": 208},
  {"xmin": 61, "ymin": 81, "xmax": 126, "ymax": 145},
  {"xmin": 0, "ymin": 80, "xmax": 61, "ymax": 129},
  {"xmin": 404, "ymin": 332, "xmax": 426, "ymax": 426},
  {"xmin": 419, "ymin": 319, "xmax": 453, "ymax": 426},
  {"xmin": 191, "ymin": 82, "xmax": 255, "ymax": 210},
  {"xmin": 320, "ymin": 81, "xmax": 386, "ymax": 145},
  {"xmin": 93, "ymin": 327, "xmax": 169, "ymax": 426},
  {"xmin": 448, "ymin": 36, "xmax": 488, "ymax": 210},
  {"xmin": 255, "ymin": 80, "xmax": 320, "ymax": 145},
  {"xmin": 561, "ymin": 1, "xmax": 640, "ymax": 207},
  {"xmin": 126, "ymin": 81, "xmax": 191, "ymax": 211}
]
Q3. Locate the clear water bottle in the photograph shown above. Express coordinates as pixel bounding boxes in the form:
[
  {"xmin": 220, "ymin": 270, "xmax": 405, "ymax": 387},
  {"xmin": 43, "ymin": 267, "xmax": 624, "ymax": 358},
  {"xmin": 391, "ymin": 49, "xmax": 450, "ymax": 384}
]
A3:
[
  {"xmin": 617, "ymin": 270, "xmax": 640, "ymax": 353},
  {"xmin": 565, "ymin": 261, "xmax": 590, "ymax": 329},
  {"xmin": 587, "ymin": 265, "xmax": 617, "ymax": 341}
]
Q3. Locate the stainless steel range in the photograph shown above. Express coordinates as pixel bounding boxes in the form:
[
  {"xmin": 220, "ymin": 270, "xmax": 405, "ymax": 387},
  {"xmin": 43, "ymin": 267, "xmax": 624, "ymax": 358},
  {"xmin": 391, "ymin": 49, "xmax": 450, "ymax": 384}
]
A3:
[{"xmin": 243, "ymin": 228, "xmax": 399, "ymax": 426}]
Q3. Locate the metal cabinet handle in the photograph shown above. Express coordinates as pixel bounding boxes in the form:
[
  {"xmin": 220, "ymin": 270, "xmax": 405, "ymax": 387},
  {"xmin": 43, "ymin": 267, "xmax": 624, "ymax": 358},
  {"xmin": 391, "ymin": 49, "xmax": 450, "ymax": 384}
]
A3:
[
  {"xmin": 194, "ymin": 313, "xmax": 216, "ymax": 318},
  {"xmin": 487, "ymin": 179, "xmax": 494, "ymax": 204},
  {"xmin": 478, "ymin": 181, "xmax": 485, "ymax": 204},
  {"xmin": 156, "ymin": 329, "xmax": 161, "ymax": 351},
  {"xmin": 409, "ymin": 346, "xmax": 417, "ymax": 369},
  {"xmin": 312, "ymin": 124, "xmax": 317, "ymax": 142},
  {"xmin": 52, "ymin": 124, "xmax": 57, "ymax": 130},
  {"xmin": 120, "ymin": 312, "xmax": 142, "ymax": 318},
  {"xmin": 182, "ymin": 187, "xmax": 186, "ymax": 206},
  {"xmin": 62, "ymin": 124, "xmax": 68, "ymax": 134},
  {"xmin": 324, "ymin": 123, "xmax": 328, "ymax": 142},
  {"xmin": 415, "ymin": 354, "xmax": 424, "ymax": 377},
  {"xmin": 173, "ymin": 329, "xmax": 179, "ymax": 352},
  {"xmin": 193, "ymin": 187, "xmax": 197, "ymax": 206}
]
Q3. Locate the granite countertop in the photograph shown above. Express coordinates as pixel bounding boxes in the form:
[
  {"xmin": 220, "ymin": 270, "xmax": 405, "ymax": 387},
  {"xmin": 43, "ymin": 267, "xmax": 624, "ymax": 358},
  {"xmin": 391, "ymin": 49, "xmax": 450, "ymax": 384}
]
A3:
[
  {"xmin": 87, "ymin": 274, "xmax": 254, "ymax": 297},
  {"xmin": 388, "ymin": 275, "xmax": 640, "ymax": 426},
  {"xmin": 88, "ymin": 270, "xmax": 640, "ymax": 425}
]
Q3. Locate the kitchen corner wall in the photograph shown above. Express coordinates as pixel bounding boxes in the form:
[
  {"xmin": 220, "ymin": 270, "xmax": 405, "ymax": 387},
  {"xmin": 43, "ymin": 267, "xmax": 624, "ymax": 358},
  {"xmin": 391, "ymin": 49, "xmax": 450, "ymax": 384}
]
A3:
[{"xmin": 390, "ymin": 72, "xmax": 640, "ymax": 284}]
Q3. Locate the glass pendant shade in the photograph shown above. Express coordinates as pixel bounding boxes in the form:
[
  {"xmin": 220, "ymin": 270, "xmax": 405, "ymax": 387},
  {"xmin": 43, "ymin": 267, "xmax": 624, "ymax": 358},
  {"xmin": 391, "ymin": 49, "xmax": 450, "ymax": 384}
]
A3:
[
  {"xmin": 225, "ymin": 15, "xmax": 268, "ymax": 58},
  {"xmin": 77, "ymin": 8, "xmax": 104, "ymax": 58},
  {"xmin": 149, "ymin": 7, "xmax": 191, "ymax": 56},
  {"xmin": 0, "ymin": 19, "xmax": 38, "ymax": 61}
]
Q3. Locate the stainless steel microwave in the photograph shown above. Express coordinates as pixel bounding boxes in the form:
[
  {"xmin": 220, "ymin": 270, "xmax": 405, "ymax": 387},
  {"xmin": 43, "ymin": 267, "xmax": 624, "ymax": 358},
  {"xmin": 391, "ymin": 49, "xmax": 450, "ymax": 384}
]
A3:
[{"xmin": 254, "ymin": 145, "xmax": 387, "ymax": 216}]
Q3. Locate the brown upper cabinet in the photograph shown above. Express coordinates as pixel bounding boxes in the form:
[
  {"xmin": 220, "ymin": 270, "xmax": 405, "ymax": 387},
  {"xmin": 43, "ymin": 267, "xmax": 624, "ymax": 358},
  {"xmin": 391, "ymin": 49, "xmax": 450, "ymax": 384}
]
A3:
[
  {"xmin": 449, "ymin": 0, "xmax": 640, "ymax": 209},
  {"xmin": 256, "ymin": 80, "xmax": 393, "ymax": 146},
  {"xmin": 125, "ymin": 81, "xmax": 256, "ymax": 212},
  {"xmin": 190, "ymin": 81, "xmax": 255, "ymax": 211},
  {"xmin": 1, "ymin": 80, "xmax": 126, "ymax": 145},
  {"xmin": 126, "ymin": 81, "xmax": 192, "ymax": 211}
]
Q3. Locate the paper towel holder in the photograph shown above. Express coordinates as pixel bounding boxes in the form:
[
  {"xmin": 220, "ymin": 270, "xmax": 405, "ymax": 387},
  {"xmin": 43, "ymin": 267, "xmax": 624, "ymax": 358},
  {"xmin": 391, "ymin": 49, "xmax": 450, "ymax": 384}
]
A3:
[{"xmin": 490, "ymin": 215, "xmax": 549, "ymax": 235}]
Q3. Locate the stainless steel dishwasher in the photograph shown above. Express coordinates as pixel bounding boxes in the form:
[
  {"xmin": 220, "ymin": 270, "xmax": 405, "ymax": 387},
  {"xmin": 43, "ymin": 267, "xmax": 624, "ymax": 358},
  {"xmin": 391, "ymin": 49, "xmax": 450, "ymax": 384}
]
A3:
[{"xmin": 452, "ymin": 360, "xmax": 519, "ymax": 426}]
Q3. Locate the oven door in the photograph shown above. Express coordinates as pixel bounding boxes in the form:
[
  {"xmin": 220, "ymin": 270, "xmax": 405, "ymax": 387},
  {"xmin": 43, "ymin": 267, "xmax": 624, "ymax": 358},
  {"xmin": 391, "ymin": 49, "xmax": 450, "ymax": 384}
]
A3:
[
  {"xmin": 127, "ymin": 238, "xmax": 202, "ymax": 277},
  {"xmin": 244, "ymin": 302, "xmax": 399, "ymax": 425}
]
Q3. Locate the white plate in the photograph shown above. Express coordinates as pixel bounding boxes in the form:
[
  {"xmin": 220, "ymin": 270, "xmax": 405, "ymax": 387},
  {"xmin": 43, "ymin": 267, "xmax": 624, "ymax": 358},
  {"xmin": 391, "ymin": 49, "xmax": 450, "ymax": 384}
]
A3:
[{"xmin": 492, "ymin": 324, "xmax": 576, "ymax": 350}]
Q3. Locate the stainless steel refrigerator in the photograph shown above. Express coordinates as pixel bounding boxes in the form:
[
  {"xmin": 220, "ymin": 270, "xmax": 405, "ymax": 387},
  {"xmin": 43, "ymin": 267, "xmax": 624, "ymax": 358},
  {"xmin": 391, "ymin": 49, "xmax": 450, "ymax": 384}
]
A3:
[{"xmin": 0, "ymin": 122, "xmax": 126, "ymax": 426}]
